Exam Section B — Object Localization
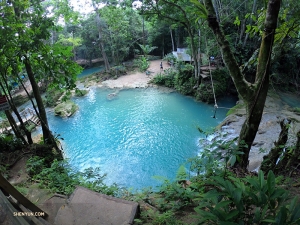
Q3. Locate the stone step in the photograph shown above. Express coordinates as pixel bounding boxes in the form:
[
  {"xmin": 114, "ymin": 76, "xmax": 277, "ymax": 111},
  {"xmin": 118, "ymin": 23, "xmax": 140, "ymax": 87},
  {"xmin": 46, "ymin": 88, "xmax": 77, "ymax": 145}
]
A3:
[{"xmin": 54, "ymin": 187, "xmax": 139, "ymax": 225}]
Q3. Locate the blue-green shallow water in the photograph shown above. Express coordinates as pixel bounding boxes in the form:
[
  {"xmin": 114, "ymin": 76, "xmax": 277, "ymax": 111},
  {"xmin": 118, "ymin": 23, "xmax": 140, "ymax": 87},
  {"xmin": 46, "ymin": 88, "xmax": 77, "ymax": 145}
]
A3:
[{"xmin": 46, "ymin": 88, "xmax": 236, "ymax": 190}]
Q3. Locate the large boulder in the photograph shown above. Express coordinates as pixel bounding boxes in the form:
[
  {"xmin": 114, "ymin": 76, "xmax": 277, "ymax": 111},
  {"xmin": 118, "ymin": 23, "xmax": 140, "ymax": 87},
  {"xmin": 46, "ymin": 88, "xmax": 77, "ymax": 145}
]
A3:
[{"xmin": 54, "ymin": 100, "xmax": 78, "ymax": 117}]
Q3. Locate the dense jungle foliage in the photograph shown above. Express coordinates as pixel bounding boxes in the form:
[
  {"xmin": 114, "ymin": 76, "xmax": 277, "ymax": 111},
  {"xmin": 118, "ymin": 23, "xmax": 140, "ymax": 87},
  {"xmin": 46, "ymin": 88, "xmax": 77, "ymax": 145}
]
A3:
[{"xmin": 1, "ymin": 0, "xmax": 300, "ymax": 224}]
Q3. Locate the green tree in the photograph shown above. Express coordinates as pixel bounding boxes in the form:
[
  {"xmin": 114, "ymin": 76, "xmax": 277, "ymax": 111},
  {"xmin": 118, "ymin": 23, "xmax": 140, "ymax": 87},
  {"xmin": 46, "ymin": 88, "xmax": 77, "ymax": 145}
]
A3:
[
  {"xmin": 100, "ymin": 6, "xmax": 132, "ymax": 64},
  {"xmin": 142, "ymin": 0, "xmax": 207, "ymax": 85},
  {"xmin": 0, "ymin": 0, "xmax": 81, "ymax": 150},
  {"xmin": 202, "ymin": 0, "xmax": 281, "ymax": 170}
]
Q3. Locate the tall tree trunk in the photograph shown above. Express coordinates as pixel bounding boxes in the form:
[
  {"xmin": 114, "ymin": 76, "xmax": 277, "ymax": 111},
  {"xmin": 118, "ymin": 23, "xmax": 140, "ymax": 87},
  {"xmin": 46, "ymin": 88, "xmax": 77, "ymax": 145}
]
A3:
[
  {"xmin": 197, "ymin": 28, "xmax": 202, "ymax": 86},
  {"xmin": 23, "ymin": 58, "xmax": 56, "ymax": 147},
  {"xmin": 162, "ymin": 34, "xmax": 165, "ymax": 58},
  {"xmin": 0, "ymin": 77, "xmax": 32, "ymax": 144},
  {"xmin": 95, "ymin": 14, "xmax": 110, "ymax": 72},
  {"xmin": 186, "ymin": 28, "xmax": 199, "ymax": 83},
  {"xmin": 4, "ymin": 109, "xmax": 28, "ymax": 145},
  {"xmin": 170, "ymin": 26, "xmax": 175, "ymax": 52},
  {"xmin": 204, "ymin": 0, "xmax": 281, "ymax": 170}
]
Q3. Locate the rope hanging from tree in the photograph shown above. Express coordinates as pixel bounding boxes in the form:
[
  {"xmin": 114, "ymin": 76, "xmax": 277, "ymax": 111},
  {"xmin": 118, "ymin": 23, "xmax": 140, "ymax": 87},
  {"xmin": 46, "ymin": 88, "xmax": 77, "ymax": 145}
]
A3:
[
  {"xmin": 205, "ymin": 36, "xmax": 218, "ymax": 119},
  {"xmin": 208, "ymin": 60, "xmax": 218, "ymax": 118}
]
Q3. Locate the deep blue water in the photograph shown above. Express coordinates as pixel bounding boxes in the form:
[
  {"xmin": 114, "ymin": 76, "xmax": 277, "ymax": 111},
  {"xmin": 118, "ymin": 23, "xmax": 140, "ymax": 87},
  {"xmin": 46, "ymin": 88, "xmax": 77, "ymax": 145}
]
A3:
[
  {"xmin": 46, "ymin": 88, "xmax": 236, "ymax": 190},
  {"xmin": 77, "ymin": 67, "xmax": 104, "ymax": 78}
]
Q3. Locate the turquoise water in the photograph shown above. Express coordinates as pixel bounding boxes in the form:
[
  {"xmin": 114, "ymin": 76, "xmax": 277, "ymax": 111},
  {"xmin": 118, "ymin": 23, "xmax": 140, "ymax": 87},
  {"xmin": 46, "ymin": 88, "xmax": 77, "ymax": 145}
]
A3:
[
  {"xmin": 78, "ymin": 67, "xmax": 104, "ymax": 78},
  {"xmin": 47, "ymin": 88, "xmax": 236, "ymax": 190}
]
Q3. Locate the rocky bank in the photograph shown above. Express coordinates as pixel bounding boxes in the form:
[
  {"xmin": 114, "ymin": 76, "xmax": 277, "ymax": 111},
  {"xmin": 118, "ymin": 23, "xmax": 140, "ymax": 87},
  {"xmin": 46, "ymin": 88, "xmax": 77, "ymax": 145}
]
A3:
[{"xmin": 216, "ymin": 90, "xmax": 300, "ymax": 171}]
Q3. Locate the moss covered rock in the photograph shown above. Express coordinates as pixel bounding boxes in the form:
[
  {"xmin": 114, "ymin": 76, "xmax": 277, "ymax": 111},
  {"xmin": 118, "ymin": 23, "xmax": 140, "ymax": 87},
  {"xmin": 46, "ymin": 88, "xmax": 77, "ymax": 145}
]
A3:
[
  {"xmin": 75, "ymin": 89, "xmax": 89, "ymax": 97},
  {"xmin": 54, "ymin": 100, "xmax": 78, "ymax": 117}
]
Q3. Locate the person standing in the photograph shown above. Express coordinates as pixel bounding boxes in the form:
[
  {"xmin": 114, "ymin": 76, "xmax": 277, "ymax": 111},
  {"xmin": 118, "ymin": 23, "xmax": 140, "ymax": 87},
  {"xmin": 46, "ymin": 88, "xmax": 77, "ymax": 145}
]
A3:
[{"xmin": 160, "ymin": 62, "xmax": 163, "ymax": 71}]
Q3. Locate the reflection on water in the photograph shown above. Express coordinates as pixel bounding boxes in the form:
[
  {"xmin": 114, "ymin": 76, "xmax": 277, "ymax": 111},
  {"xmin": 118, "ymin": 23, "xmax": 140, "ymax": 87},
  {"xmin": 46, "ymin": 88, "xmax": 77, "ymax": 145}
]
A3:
[{"xmin": 47, "ymin": 88, "xmax": 236, "ymax": 190}]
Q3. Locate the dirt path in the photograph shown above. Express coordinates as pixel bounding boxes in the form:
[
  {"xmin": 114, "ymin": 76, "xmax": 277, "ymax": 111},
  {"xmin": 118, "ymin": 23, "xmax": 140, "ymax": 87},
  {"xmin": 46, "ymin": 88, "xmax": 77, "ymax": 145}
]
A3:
[{"xmin": 100, "ymin": 60, "xmax": 169, "ymax": 88}]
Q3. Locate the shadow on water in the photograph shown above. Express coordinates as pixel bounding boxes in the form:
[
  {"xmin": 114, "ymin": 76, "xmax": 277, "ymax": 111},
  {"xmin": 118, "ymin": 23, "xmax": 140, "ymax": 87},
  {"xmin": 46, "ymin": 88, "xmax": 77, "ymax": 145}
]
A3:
[
  {"xmin": 77, "ymin": 67, "xmax": 104, "ymax": 78},
  {"xmin": 277, "ymin": 91, "xmax": 300, "ymax": 108}
]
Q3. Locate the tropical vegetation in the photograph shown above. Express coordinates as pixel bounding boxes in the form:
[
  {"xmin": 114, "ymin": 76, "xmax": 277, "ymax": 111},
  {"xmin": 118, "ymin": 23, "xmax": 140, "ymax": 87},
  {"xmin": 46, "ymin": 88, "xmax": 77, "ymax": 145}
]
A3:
[{"xmin": 0, "ymin": 0, "xmax": 300, "ymax": 224}]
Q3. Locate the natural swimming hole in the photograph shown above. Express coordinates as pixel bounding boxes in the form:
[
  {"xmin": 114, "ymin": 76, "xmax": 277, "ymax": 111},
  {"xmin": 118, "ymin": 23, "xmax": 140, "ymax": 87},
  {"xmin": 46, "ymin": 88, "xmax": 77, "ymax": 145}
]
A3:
[{"xmin": 46, "ymin": 87, "xmax": 236, "ymax": 190}]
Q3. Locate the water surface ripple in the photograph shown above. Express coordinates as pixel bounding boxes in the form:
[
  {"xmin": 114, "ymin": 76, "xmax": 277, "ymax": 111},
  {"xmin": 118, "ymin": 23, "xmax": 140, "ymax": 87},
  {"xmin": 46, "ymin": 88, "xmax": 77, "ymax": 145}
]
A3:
[{"xmin": 47, "ymin": 88, "xmax": 235, "ymax": 190}]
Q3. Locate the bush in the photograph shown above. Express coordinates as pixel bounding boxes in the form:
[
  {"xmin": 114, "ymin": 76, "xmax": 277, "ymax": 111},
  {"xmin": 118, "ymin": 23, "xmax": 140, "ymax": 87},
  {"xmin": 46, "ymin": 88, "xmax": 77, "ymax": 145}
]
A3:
[
  {"xmin": 0, "ymin": 134, "xmax": 24, "ymax": 152},
  {"xmin": 195, "ymin": 68, "xmax": 230, "ymax": 103},
  {"xmin": 44, "ymin": 89, "xmax": 64, "ymax": 107},
  {"xmin": 12, "ymin": 94, "xmax": 29, "ymax": 107},
  {"xmin": 152, "ymin": 73, "xmax": 175, "ymax": 88},
  {"xmin": 108, "ymin": 65, "xmax": 127, "ymax": 77},
  {"xmin": 26, "ymin": 157, "xmax": 119, "ymax": 196},
  {"xmin": 75, "ymin": 89, "xmax": 88, "ymax": 97},
  {"xmin": 134, "ymin": 56, "xmax": 150, "ymax": 72},
  {"xmin": 195, "ymin": 171, "xmax": 300, "ymax": 224},
  {"xmin": 293, "ymin": 107, "xmax": 300, "ymax": 114},
  {"xmin": 163, "ymin": 53, "xmax": 176, "ymax": 65}
]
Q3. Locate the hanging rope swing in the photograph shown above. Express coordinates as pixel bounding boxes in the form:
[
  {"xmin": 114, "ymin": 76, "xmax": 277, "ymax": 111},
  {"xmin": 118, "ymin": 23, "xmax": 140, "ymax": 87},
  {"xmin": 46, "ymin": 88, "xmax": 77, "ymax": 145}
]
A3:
[
  {"xmin": 205, "ymin": 36, "xmax": 218, "ymax": 119},
  {"xmin": 208, "ymin": 58, "xmax": 218, "ymax": 119},
  {"xmin": 209, "ymin": 62, "xmax": 218, "ymax": 119}
]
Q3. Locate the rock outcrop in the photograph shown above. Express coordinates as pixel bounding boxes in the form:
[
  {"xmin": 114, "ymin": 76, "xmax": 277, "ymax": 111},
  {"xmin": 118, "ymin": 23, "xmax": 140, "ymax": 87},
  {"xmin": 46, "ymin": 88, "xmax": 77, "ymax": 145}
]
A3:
[
  {"xmin": 213, "ymin": 91, "xmax": 300, "ymax": 171},
  {"xmin": 54, "ymin": 100, "xmax": 78, "ymax": 117}
]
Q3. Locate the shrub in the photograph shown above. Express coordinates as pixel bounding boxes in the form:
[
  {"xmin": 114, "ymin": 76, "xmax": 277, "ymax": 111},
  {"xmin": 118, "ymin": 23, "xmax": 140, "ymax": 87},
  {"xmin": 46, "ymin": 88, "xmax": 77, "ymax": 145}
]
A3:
[
  {"xmin": 44, "ymin": 89, "xmax": 64, "ymax": 107},
  {"xmin": 134, "ymin": 56, "xmax": 150, "ymax": 72},
  {"xmin": 108, "ymin": 65, "xmax": 127, "ymax": 77},
  {"xmin": 75, "ymin": 89, "xmax": 88, "ymax": 97},
  {"xmin": 195, "ymin": 171, "xmax": 300, "ymax": 224},
  {"xmin": 26, "ymin": 157, "xmax": 119, "ymax": 196},
  {"xmin": 196, "ymin": 68, "xmax": 230, "ymax": 103},
  {"xmin": 152, "ymin": 74, "xmax": 175, "ymax": 88},
  {"xmin": 293, "ymin": 107, "xmax": 300, "ymax": 114},
  {"xmin": 0, "ymin": 134, "xmax": 24, "ymax": 152}
]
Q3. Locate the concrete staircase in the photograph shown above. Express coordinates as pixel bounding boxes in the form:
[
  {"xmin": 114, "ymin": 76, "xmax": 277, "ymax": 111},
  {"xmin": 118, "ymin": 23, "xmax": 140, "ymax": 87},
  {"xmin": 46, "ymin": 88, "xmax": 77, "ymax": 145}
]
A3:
[
  {"xmin": 29, "ymin": 115, "xmax": 41, "ymax": 126},
  {"xmin": 41, "ymin": 187, "xmax": 139, "ymax": 225}
]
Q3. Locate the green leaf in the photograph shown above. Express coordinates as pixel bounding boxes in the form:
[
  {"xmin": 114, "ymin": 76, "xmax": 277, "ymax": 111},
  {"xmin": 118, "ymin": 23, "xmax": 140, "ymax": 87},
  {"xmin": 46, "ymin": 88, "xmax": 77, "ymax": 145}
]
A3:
[
  {"xmin": 228, "ymin": 155, "xmax": 236, "ymax": 167},
  {"xmin": 267, "ymin": 170, "xmax": 275, "ymax": 195},
  {"xmin": 291, "ymin": 203, "xmax": 300, "ymax": 222},
  {"xmin": 204, "ymin": 190, "xmax": 222, "ymax": 200},
  {"xmin": 219, "ymin": 221, "xmax": 239, "ymax": 225},
  {"xmin": 190, "ymin": 0, "xmax": 208, "ymax": 19},
  {"xmin": 270, "ymin": 189, "xmax": 286, "ymax": 201},
  {"xmin": 234, "ymin": 16, "xmax": 241, "ymax": 26},
  {"xmin": 275, "ymin": 207, "xmax": 288, "ymax": 225},
  {"xmin": 225, "ymin": 209, "xmax": 239, "ymax": 221},
  {"xmin": 258, "ymin": 170, "xmax": 265, "ymax": 190},
  {"xmin": 246, "ymin": 177, "xmax": 260, "ymax": 190},
  {"xmin": 215, "ymin": 200, "xmax": 232, "ymax": 209},
  {"xmin": 262, "ymin": 219, "xmax": 276, "ymax": 223},
  {"xmin": 253, "ymin": 207, "xmax": 261, "ymax": 223}
]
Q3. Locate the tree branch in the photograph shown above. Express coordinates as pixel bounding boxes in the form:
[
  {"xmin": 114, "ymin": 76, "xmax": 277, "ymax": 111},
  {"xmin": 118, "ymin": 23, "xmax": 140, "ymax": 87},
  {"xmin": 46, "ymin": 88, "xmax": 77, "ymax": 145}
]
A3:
[{"xmin": 204, "ymin": 0, "xmax": 253, "ymax": 102}]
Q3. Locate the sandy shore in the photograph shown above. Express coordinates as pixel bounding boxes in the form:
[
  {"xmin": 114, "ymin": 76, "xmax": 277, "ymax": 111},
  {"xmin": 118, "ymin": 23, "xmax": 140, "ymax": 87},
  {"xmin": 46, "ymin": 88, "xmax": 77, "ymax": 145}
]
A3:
[{"xmin": 99, "ymin": 60, "xmax": 169, "ymax": 88}]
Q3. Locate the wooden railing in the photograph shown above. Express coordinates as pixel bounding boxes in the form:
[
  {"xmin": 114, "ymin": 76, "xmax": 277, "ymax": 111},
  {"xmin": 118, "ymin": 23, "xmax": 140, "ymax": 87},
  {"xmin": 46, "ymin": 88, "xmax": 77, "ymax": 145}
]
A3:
[{"xmin": 0, "ymin": 173, "xmax": 48, "ymax": 223}]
